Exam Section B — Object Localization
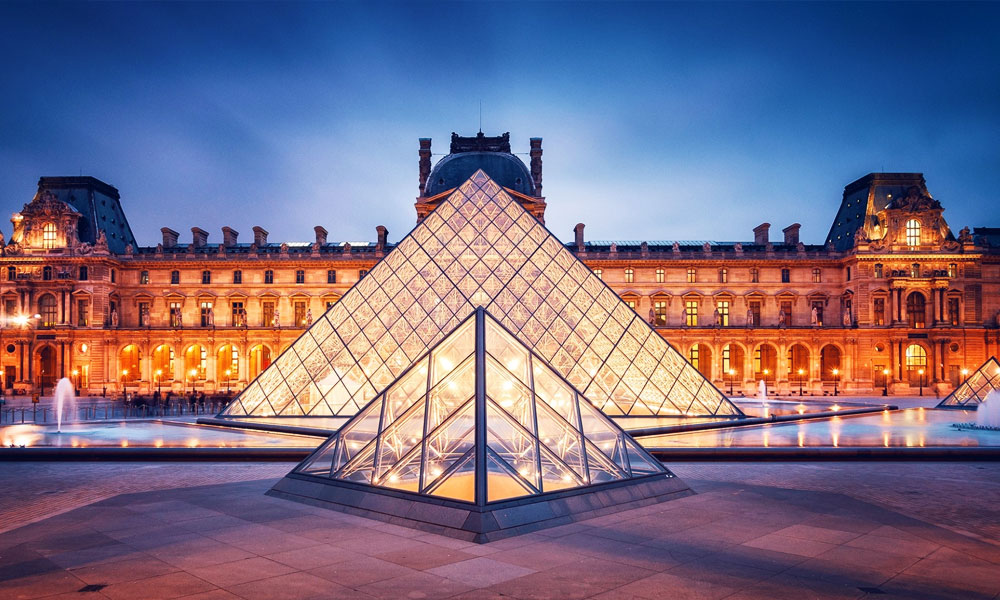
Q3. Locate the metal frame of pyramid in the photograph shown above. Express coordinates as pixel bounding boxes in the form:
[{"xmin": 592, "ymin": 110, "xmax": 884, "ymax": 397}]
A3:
[
  {"xmin": 267, "ymin": 307, "xmax": 692, "ymax": 542},
  {"xmin": 219, "ymin": 170, "xmax": 742, "ymax": 420},
  {"xmin": 937, "ymin": 357, "xmax": 1000, "ymax": 408}
]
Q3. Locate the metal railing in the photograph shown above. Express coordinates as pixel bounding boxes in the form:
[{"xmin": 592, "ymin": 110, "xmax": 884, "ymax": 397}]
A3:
[{"xmin": 0, "ymin": 400, "xmax": 228, "ymax": 425}]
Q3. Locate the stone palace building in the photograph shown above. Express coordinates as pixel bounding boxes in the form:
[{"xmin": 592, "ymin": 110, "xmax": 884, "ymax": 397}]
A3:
[{"xmin": 2, "ymin": 132, "xmax": 998, "ymax": 397}]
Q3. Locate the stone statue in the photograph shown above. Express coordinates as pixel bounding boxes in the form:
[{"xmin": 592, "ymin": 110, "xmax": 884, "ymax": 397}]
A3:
[
  {"xmin": 842, "ymin": 309, "xmax": 851, "ymax": 327},
  {"xmin": 959, "ymin": 226, "xmax": 972, "ymax": 243},
  {"xmin": 734, "ymin": 242, "xmax": 743, "ymax": 253},
  {"xmin": 609, "ymin": 242, "xmax": 617, "ymax": 253},
  {"xmin": 110, "ymin": 308, "xmax": 119, "ymax": 329},
  {"xmin": 273, "ymin": 309, "xmax": 280, "ymax": 328},
  {"xmin": 672, "ymin": 242, "xmax": 680, "ymax": 253},
  {"xmin": 746, "ymin": 308, "xmax": 754, "ymax": 329},
  {"xmin": 648, "ymin": 308, "xmax": 655, "ymax": 325},
  {"xmin": 713, "ymin": 307, "xmax": 721, "ymax": 327},
  {"xmin": 305, "ymin": 309, "xmax": 313, "ymax": 326},
  {"xmin": 207, "ymin": 307, "xmax": 215, "ymax": 327},
  {"xmin": 778, "ymin": 308, "xmax": 787, "ymax": 328},
  {"xmin": 811, "ymin": 306, "xmax": 819, "ymax": 327}
]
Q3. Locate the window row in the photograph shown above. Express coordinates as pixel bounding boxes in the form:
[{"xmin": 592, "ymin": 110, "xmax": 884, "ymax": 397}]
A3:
[
  {"xmin": 592, "ymin": 266, "xmax": 824, "ymax": 284},
  {"xmin": 142, "ymin": 269, "xmax": 348, "ymax": 285}
]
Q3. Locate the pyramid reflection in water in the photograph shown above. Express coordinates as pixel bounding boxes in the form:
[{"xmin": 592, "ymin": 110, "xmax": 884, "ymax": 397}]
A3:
[
  {"xmin": 268, "ymin": 308, "xmax": 691, "ymax": 542},
  {"xmin": 937, "ymin": 357, "xmax": 1000, "ymax": 408},
  {"xmin": 221, "ymin": 170, "xmax": 741, "ymax": 420}
]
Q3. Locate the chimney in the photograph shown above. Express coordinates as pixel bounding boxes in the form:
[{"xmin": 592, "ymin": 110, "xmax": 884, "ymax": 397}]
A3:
[
  {"xmin": 314, "ymin": 226, "xmax": 328, "ymax": 246},
  {"xmin": 530, "ymin": 137, "xmax": 543, "ymax": 196},
  {"xmin": 418, "ymin": 138, "xmax": 432, "ymax": 195},
  {"xmin": 252, "ymin": 226, "xmax": 268, "ymax": 246},
  {"xmin": 753, "ymin": 223, "xmax": 770, "ymax": 246},
  {"xmin": 160, "ymin": 227, "xmax": 179, "ymax": 248},
  {"xmin": 376, "ymin": 225, "xmax": 388, "ymax": 252},
  {"xmin": 222, "ymin": 226, "xmax": 239, "ymax": 247},
  {"xmin": 782, "ymin": 223, "xmax": 801, "ymax": 246},
  {"xmin": 191, "ymin": 227, "xmax": 208, "ymax": 248},
  {"xmin": 574, "ymin": 223, "xmax": 585, "ymax": 252}
]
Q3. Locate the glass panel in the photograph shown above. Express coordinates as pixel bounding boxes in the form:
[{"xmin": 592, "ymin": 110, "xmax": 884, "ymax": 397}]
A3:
[
  {"xmin": 532, "ymin": 364, "xmax": 577, "ymax": 427},
  {"xmin": 534, "ymin": 400, "xmax": 587, "ymax": 480},
  {"xmin": 426, "ymin": 355, "xmax": 476, "ymax": 432},
  {"xmin": 485, "ymin": 319, "xmax": 530, "ymax": 383},
  {"xmin": 486, "ymin": 401, "xmax": 539, "ymax": 492},
  {"xmin": 486, "ymin": 450, "xmax": 534, "ymax": 503},
  {"xmin": 537, "ymin": 443, "xmax": 585, "ymax": 492},
  {"xmin": 423, "ymin": 399, "xmax": 475, "ymax": 491},
  {"xmin": 430, "ymin": 318, "xmax": 475, "ymax": 387},
  {"xmin": 374, "ymin": 401, "xmax": 425, "ymax": 482},
  {"xmin": 624, "ymin": 437, "xmax": 665, "ymax": 475},
  {"xmin": 485, "ymin": 359, "xmax": 534, "ymax": 432},
  {"xmin": 428, "ymin": 449, "xmax": 476, "ymax": 502},
  {"xmin": 333, "ymin": 400, "xmax": 382, "ymax": 471},
  {"xmin": 383, "ymin": 357, "xmax": 428, "ymax": 430}
]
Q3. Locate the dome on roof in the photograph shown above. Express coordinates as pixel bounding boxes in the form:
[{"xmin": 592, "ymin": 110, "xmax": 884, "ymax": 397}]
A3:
[{"xmin": 424, "ymin": 152, "xmax": 534, "ymax": 197}]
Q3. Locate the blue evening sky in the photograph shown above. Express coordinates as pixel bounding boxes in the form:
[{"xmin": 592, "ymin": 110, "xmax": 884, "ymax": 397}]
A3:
[{"xmin": 1, "ymin": 2, "xmax": 997, "ymax": 247}]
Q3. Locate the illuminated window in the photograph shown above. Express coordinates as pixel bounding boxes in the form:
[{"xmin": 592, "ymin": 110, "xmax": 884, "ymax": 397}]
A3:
[
  {"xmin": 716, "ymin": 300, "xmax": 729, "ymax": 326},
  {"xmin": 911, "ymin": 263, "xmax": 920, "ymax": 278},
  {"xmin": 231, "ymin": 301, "xmax": 246, "ymax": 327},
  {"xmin": 655, "ymin": 268, "xmax": 664, "ymax": 283},
  {"xmin": 722, "ymin": 345, "xmax": 732, "ymax": 373},
  {"xmin": 905, "ymin": 219, "xmax": 921, "ymax": 247},
  {"xmin": 624, "ymin": 268, "xmax": 634, "ymax": 283},
  {"xmin": 873, "ymin": 298, "xmax": 885, "ymax": 326},
  {"xmin": 624, "ymin": 299, "xmax": 636, "ymax": 311},
  {"xmin": 294, "ymin": 301, "xmax": 307, "ymax": 326},
  {"xmin": 200, "ymin": 301, "xmax": 213, "ymax": 327},
  {"xmin": 874, "ymin": 264, "xmax": 883, "ymax": 278},
  {"xmin": 233, "ymin": 270, "xmax": 242, "ymax": 284},
  {"xmin": 812, "ymin": 268, "xmax": 821, "ymax": 283},
  {"xmin": 39, "ymin": 294, "xmax": 57, "ymax": 327},
  {"xmin": 169, "ymin": 302, "xmax": 182, "ymax": 328},
  {"xmin": 593, "ymin": 268, "xmax": 602, "ymax": 280},
  {"xmin": 42, "ymin": 222, "xmax": 57, "ymax": 248},
  {"xmin": 264, "ymin": 270, "xmax": 274, "ymax": 284},
  {"xmin": 905, "ymin": 344, "xmax": 927, "ymax": 385},
  {"xmin": 295, "ymin": 270, "xmax": 305, "ymax": 284},
  {"xmin": 948, "ymin": 263, "xmax": 957, "ymax": 278},
  {"xmin": 261, "ymin": 301, "xmax": 275, "ymax": 327},
  {"xmin": 685, "ymin": 300, "xmax": 698, "ymax": 326},
  {"xmin": 749, "ymin": 268, "xmax": 759, "ymax": 283},
  {"xmin": 140, "ymin": 270, "xmax": 149, "ymax": 284},
  {"xmin": 653, "ymin": 300, "xmax": 667, "ymax": 326},
  {"xmin": 718, "ymin": 269, "xmax": 727, "ymax": 284},
  {"xmin": 686, "ymin": 268, "xmax": 696, "ymax": 283},
  {"xmin": 689, "ymin": 345, "xmax": 700, "ymax": 369}
]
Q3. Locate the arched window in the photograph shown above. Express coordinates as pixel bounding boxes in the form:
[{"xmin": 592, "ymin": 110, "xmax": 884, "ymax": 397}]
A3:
[
  {"xmin": 42, "ymin": 222, "xmax": 57, "ymax": 248},
  {"xmin": 906, "ymin": 292, "xmax": 926, "ymax": 328},
  {"xmin": 39, "ymin": 294, "xmax": 58, "ymax": 327},
  {"xmin": 905, "ymin": 219, "xmax": 921, "ymax": 247},
  {"xmin": 905, "ymin": 344, "xmax": 927, "ymax": 386}
]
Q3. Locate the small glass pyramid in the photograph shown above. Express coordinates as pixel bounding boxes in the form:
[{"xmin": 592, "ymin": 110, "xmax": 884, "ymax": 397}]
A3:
[
  {"xmin": 220, "ymin": 170, "xmax": 741, "ymax": 419},
  {"xmin": 295, "ymin": 307, "xmax": 670, "ymax": 505},
  {"xmin": 937, "ymin": 357, "xmax": 1000, "ymax": 408}
]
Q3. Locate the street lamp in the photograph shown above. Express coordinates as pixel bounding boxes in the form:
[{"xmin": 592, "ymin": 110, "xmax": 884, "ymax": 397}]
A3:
[
  {"xmin": 189, "ymin": 368, "xmax": 198, "ymax": 396},
  {"xmin": 71, "ymin": 369, "xmax": 79, "ymax": 394},
  {"xmin": 797, "ymin": 368, "xmax": 805, "ymax": 396},
  {"xmin": 121, "ymin": 369, "xmax": 129, "ymax": 400},
  {"xmin": 224, "ymin": 369, "xmax": 232, "ymax": 395},
  {"xmin": 727, "ymin": 368, "xmax": 735, "ymax": 396},
  {"xmin": 832, "ymin": 368, "xmax": 839, "ymax": 396},
  {"xmin": 882, "ymin": 368, "xmax": 890, "ymax": 396},
  {"xmin": 918, "ymin": 368, "xmax": 925, "ymax": 396},
  {"xmin": 155, "ymin": 369, "xmax": 163, "ymax": 395}
]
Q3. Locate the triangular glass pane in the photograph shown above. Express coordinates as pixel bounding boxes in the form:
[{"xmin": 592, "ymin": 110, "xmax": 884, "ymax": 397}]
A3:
[
  {"xmin": 423, "ymin": 400, "xmax": 476, "ymax": 491},
  {"xmin": 375, "ymin": 400, "xmax": 425, "ymax": 481},
  {"xmin": 382, "ymin": 357, "xmax": 429, "ymax": 430},
  {"xmin": 431, "ymin": 317, "xmax": 476, "ymax": 387},
  {"xmin": 939, "ymin": 357, "xmax": 1000, "ymax": 408},
  {"xmin": 486, "ymin": 401, "xmax": 540, "ymax": 492},
  {"xmin": 537, "ymin": 443, "xmax": 586, "ymax": 493},
  {"xmin": 534, "ymin": 400, "xmax": 587, "ymax": 480},
  {"xmin": 623, "ymin": 437, "xmax": 665, "ymax": 476},
  {"xmin": 486, "ymin": 449, "xmax": 535, "ymax": 503},
  {"xmin": 427, "ymin": 355, "xmax": 476, "ymax": 432},
  {"xmin": 428, "ymin": 449, "xmax": 476, "ymax": 503},
  {"xmin": 485, "ymin": 359, "xmax": 534, "ymax": 432}
]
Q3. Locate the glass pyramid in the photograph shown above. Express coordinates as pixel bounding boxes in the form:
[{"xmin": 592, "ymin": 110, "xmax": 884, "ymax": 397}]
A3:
[
  {"xmin": 220, "ymin": 169, "xmax": 741, "ymax": 419},
  {"xmin": 937, "ymin": 357, "xmax": 1000, "ymax": 408},
  {"xmin": 294, "ymin": 308, "xmax": 671, "ymax": 504}
]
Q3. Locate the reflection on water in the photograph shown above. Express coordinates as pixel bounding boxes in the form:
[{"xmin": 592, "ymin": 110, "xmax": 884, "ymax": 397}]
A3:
[
  {"xmin": 0, "ymin": 421, "xmax": 323, "ymax": 448},
  {"xmin": 639, "ymin": 408, "xmax": 1000, "ymax": 448}
]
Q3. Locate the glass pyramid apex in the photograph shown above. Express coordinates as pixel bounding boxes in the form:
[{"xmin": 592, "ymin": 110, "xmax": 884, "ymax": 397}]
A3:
[
  {"xmin": 294, "ymin": 307, "xmax": 671, "ymax": 505},
  {"xmin": 937, "ymin": 357, "xmax": 1000, "ymax": 408},
  {"xmin": 220, "ymin": 169, "xmax": 742, "ymax": 419}
]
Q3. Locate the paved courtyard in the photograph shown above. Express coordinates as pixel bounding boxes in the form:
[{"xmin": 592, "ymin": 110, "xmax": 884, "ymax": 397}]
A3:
[{"xmin": 0, "ymin": 461, "xmax": 997, "ymax": 599}]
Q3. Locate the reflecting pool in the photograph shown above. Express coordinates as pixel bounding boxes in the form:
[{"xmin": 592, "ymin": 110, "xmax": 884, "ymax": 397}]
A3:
[
  {"xmin": 0, "ymin": 420, "xmax": 323, "ymax": 448},
  {"xmin": 638, "ymin": 408, "xmax": 1000, "ymax": 448}
]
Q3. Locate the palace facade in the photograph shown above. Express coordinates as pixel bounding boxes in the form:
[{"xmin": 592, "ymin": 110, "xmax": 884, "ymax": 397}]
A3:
[{"xmin": 2, "ymin": 132, "xmax": 998, "ymax": 397}]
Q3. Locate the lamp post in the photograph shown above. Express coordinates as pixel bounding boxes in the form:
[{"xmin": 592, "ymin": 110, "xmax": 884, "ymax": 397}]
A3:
[
  {"xmin": 189, "ymin": 368, "xmax": 198, "ymax": 396},
  {"xmin": 882, "ymin": 368, "xmax": 890, "ymax": 396},
  {"xmin": 121, "ymin": 369, "xmax": 129, "ymax": 402},
  {"xmin": 0, "ymin": 369, "xmax": 4, "ymax": 400},
  {"xmin": 918, "ymin": 368, "xmax": 925, "ymax": 396},
  {"xmin": 224, "ymin": 369, "xmax": 231, "ymax": 395},
  {"xmin": 832, "ymin": 368, "xmax": 839, "ymax": 396},
  {"xmin": 71, "ymin": 369, "xmax": 79, "ymax": 394},
  {"xmin": 155, "ymin": 369, "xmax": 162, "ymax": 395},
  {"xmin": 797, "ymin": 368, "xmax": 805, "ymax": 396},
  {"xmin": 727, "ymin": 369, "xmax": 735, "ymax": 396}
]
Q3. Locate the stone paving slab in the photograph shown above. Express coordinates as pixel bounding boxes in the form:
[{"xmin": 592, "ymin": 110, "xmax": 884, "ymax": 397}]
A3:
[{"xmin": 0, "ymin": 462, "xmax": 997, "ymax": 599}]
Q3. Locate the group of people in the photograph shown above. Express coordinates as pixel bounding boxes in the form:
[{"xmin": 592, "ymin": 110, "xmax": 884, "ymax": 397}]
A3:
[{"xmin": 122, "ymin": 389, "xmax": 217, "ymax": 409}]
